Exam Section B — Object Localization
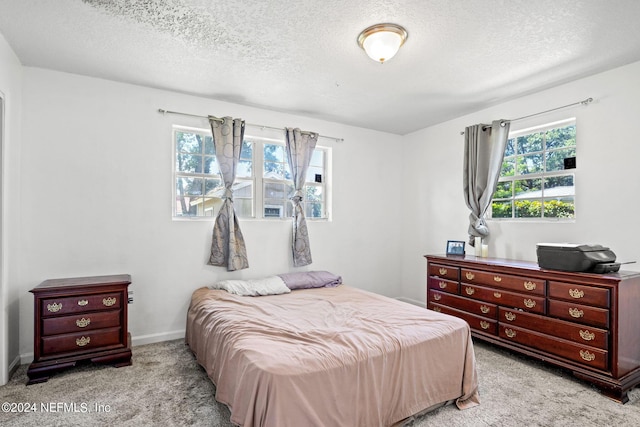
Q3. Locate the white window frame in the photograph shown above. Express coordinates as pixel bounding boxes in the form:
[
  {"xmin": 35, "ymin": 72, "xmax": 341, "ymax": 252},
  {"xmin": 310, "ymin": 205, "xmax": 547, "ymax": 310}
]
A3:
[
  {"xmin": 490, "ymin": 118, "xmax": 576, "ymax": 221},
  {"xmin": 172, "ymin": 125, "xmax": 331, "ymax": 221}
]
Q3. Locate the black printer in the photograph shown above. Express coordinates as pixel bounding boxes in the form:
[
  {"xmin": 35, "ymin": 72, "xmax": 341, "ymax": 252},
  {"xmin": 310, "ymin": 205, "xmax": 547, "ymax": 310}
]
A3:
[{"xmin": 536, "ymin": 243, "xmax": 620, "ymax": 273}]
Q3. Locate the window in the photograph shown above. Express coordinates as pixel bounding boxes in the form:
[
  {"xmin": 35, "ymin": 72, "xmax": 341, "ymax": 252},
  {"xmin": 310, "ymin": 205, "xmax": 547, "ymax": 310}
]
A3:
[
  {"xmin": 173, "ymin": 126, "xmax": 330, "ymax": 220},
  {"xmin": 490, "ymin": 119, "xmax": 576, "ymax": 219}
]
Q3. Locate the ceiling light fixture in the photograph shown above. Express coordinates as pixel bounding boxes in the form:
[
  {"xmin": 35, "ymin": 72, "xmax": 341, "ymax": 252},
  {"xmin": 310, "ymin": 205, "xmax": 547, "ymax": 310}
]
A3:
[{"xmin": 357, "ymin": 23, "xmax": 408, "ymax": 64}]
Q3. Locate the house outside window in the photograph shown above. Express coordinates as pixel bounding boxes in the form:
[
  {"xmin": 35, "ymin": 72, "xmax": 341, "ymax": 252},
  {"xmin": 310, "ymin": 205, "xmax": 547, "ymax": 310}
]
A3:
[
  {"xmin": 173, "ymin": 126, "xmax": 329, "ymax": 220},
  {"xmin": 490, "ymin": 118, "xmax": 576, "ymax": 220}
]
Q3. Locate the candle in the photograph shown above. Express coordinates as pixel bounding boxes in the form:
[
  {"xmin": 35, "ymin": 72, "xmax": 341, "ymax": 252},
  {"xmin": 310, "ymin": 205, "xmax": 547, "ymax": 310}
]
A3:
[
  {"xmin": 482, "ymin": 244, "xmax": 489, "ymax": 257},
  {"xmin": 475, "ymin": 237, "xmax": 482, "ymax": 256}
]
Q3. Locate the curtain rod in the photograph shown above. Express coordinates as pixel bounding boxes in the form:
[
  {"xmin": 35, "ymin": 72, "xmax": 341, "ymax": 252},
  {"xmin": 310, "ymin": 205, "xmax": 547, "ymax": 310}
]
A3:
[
  {"xmin": 459, "ymin": 97, "xmax": 593, "ymax": 135},
  {"xmin": 158, "ymin": 108, "xmax": 344, "ymax": 142}
]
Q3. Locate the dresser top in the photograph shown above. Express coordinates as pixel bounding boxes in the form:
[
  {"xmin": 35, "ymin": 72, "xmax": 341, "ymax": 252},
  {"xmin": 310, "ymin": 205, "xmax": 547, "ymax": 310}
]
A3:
[{"xmin": 31, "ymin": 274, "xmax": 131, "ymax": 292}]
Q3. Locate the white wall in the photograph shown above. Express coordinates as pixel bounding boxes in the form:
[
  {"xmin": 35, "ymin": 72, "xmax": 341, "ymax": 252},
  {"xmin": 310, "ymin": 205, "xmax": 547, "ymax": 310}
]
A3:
[
  {"xmin": 400, "ymin": 60, "xmax": 640, "ymax": 304},
  {"xmin": 0, "ymin": 33, "xmax": 22, "ymax": 384},
  {"xmin": 14, "ymin": 67, "xmax": 403, "ymax": 359}
]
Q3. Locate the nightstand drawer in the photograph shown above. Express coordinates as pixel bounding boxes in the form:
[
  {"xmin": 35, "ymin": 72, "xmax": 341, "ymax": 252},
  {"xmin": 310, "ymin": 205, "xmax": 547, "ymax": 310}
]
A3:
[
  {"xmin": 41, "ymin": 293, "xmax": 122, "ymax": 317},
  {"xmin": 42, "ymin": 311, "xmax": 121, "ymax": 336},
  {"xmin": 41, "ymin": 327, "xmax": 123, "ymax": 356}
]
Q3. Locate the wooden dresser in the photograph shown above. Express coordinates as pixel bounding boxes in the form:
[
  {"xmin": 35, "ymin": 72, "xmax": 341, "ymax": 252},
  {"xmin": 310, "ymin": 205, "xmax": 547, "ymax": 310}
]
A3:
[
  {"xmin": 27, "ymin": 274, "xmax": 132, "ymax": 385},
  {"xmin": 425, "ymin": 254, "xmax": 640, "ymax": 403}
]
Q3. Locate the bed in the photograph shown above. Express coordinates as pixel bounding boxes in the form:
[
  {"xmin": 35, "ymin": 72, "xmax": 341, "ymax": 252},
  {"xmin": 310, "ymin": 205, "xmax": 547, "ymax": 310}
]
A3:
[{"xmin": 185, "ymin": 280, "xmax": 479, "ymax": 427}]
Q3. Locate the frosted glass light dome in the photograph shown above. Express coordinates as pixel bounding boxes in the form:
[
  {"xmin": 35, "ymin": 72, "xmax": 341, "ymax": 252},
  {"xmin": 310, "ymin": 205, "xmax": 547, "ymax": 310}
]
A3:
[{"xmin": 358, "ymin": 23, "xmax": 408, "ymax": 64}]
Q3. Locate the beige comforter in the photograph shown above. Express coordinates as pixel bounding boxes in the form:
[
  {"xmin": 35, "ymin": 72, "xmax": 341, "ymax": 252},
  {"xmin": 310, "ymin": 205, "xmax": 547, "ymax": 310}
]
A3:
[{"xmin": 186, "ymin": 285, "xmax": 479, "ymax": 427}]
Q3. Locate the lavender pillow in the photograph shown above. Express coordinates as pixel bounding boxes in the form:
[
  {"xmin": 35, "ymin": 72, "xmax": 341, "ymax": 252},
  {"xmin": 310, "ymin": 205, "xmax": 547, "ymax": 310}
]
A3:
[{"xmin": 277, "ymin": 271, "xmax": 342, "ymax": 290}]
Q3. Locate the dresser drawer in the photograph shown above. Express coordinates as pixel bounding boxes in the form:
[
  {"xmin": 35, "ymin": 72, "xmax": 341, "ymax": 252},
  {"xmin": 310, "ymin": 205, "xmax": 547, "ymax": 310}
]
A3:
[
  {"xmin": 548, "ymin": 300, "xmax": 609, "ymax": 328},
  {"xmin": 461, "ymin": 268, "xmax": 545, "ymax": 296},
  {"xmin": 499, "ymin": 324, "xmax": 608, "ymax": 371},
  {"xmin": 41, "ymin": 292, "xmax": 122, "ymax": 317},
  {"xmin": 429, "ymin": 290, "xmax": 497, "ymax": 319},
  {"xmin": 429, "ymin": 303, "xmax": 497, "ymax": 335},
  {"xmin": 427, "ymin": 276, "xmax": 459, "ymax": 294},
  {"xmin": 499, "ymin": 307, "xmax": 608, "ymax": 349},
  {"xmin": 548, "ymin": 281, "xmax": 609, "ymax": 308},
  {"xmin": 428, "ymin": 263, "xmax": 459, "ymax": 281},
  {"xmin": 461, "ymin": 283, "xmax": 546, "ymax": 314},
  {"xmin": 42, "ymin": 310, "xmax": 121, "ymax": 336},
  {"xmin": 41, "ymin": 327, "xmax": 123, "ymax": 356}
]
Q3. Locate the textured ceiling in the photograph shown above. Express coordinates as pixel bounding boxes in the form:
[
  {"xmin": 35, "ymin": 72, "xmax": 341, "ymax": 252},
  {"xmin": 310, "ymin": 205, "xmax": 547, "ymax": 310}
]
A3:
[{"xmin": 2, "ymin": 0, "xmax": 640, "ymax": 134}]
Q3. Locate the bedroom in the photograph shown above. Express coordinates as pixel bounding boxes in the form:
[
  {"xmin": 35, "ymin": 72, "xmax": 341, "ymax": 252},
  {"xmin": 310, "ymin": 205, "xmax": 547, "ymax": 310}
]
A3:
[{"xmin": 2, "ymin": 0, "xmax": 640, "ymax": 425}]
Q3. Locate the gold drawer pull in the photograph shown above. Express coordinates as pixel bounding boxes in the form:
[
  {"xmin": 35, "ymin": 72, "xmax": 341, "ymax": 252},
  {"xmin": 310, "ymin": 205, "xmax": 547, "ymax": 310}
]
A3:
[
  {"xmin": 102, "ymin": 297, "xmax": 117, "ymax": 307},
  {"xmin": 77, "ymin": 299, "xmax": 89, "ymax": 306},
  {"xmin": 569, "ymin": 307, "xmax": 584, "ymax": 318},
  {"xmin": 493, "ymin": 276, "xmax": 502, "ymax": 282},
  {"xmin": 432, "ymin": 306, "xmax": 442, "ymax": 313},
  {"xmin": 465, "ymin": 272, "xmax": 475, "ymax": 280},
  {"xmin": 76, "ymin": 317, "xmax": 91, "ymax": 328},
  {"xmin": 439, "ymin": 281, "xmax": 447, "ymax": 289},
  {"xmin": 433, "ymin": 293, "xmax": 442, "ymax": 301},
  {"xmin": 569, "ymin": 289, "xmax": 584, "ymax": 299},
  {"xmin": 505, "ymin": 328, "xmax": 516, "ymax": 338},
  {"xmin": 480, "ymin": 321, "xmax": 490, "ymax": 330},
  {"xmin": 493, "ymin": 292, "xmax": 502, "ymax": 298},
  {"xmin": 579, "ymin": 330, "xmax": 595, "ymax": 341},
  {"xmin": 480, "ymin": 305, "xmax": 490, "ymax": 314},
  {"xmin": 438, "ymin": 267, "xmax": 448, "ymax": 275},
  {"xmin": 580, "ymin": 349, "xmax": 595, "ymax": 362},
  {"xmin": 76, "ymin": 336, "xmax": 91, "ymax": 347},
  {"xmin": 47, "ymin": 302, "xmax": 62, "ymax": 313},
  {"xmin": 504, "ymin": 311, "xmax": 516, "ymax": 321},
  {"xmin": 465, "ymin": 287, "xmax": 475, "ymax": 295},
  {"xmin": 524, "ymin": 299, "xmax": 536, "ymax": 308},
  {"xmin": 523, "ymin": 281, "xmax": 536, "ymax": 291}
]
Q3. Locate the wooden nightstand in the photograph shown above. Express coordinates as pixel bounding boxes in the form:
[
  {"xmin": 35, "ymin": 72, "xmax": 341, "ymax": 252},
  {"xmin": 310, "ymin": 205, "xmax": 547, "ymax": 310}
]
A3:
[{"xmin": 27, "ymin": 274, "xmax": 132, "ymax": 385}]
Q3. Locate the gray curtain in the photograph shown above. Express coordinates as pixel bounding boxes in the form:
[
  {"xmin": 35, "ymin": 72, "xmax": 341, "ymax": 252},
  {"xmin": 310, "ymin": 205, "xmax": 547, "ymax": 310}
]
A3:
[
  {"xmin": 463, "ymin": 120, "xmax": 511, "ymax": 246},
  {"xmin": 208, "ymin": 116, "xmax": 249, "ymax": 271},
  {"xmin": 285, "ymin": 128, "xmax": 318, "ymax": 267}
]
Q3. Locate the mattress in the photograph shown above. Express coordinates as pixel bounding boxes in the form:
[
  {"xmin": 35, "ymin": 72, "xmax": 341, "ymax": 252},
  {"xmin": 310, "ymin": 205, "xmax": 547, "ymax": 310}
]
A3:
[{"xmin": 185, "ymin": 285, "xmax": 479, "ymax": 427}]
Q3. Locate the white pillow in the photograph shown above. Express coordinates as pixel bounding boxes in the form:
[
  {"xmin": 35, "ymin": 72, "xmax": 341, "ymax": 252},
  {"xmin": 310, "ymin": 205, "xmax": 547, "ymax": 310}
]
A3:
[{"xmin": 210, "ymin": 276, "xmax": 291, "ymax": 296}]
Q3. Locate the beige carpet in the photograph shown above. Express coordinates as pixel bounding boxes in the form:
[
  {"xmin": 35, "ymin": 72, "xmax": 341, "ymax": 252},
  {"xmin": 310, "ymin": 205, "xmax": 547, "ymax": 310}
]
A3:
[{"xmin": 1, "ymin": 339, "xmax": 639, "ymax": 426}]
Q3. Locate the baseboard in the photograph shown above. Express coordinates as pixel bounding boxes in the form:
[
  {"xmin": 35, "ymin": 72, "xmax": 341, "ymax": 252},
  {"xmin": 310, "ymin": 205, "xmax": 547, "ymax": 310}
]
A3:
[
  {"xmin": 395, "ymin": 296, "xmax": 424, "ymax": 307},
  {"xmin": 18, "ymin": 330, "xmax": 186, "ymax": 366},
  {"xmin": 131, "ymin": 330, "xmax": 185, "ymax": 347}
]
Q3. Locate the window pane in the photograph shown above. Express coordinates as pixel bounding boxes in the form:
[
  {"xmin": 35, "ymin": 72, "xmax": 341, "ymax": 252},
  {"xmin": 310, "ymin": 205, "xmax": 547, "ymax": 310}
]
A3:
[
  {"xmin": 517, "ymin": 153, "xmax": 544, "ymax": 175},
  {"xmin": 175, "ymin": 196, "xmax": 198, "ymax": 216},
  {"xmin": 546, "ymin": 125, "xmax": 575, "ymax": 149},
  {"xmin": 544, "ymin": 175, "xmax": 574, "ymax": 197},
  {"xmin": 204, "ymin": 178, "xmax": 222, "ymax": 195},
  {"xmin": 241, "ymin": 140, "xmax": 252, "ymax": 159},
  {"xmin": 515, "ymin": 199, "xmax": 542, "ymax": 218},
  {"xmin": 305, "ymin": 185, "xmax": 323, "ymax": 202},
  {"xmin": 494, "ymin": 181, "xmax": 512, "ymax": 199},
  {"xmin": 544, "ymin": 197, "xmax": 575, "ymax": 218},
  {"xmin": 306, "ymin": 166, "xmax": 323, "ymax": 183},
  {"xmin": 505, "ymin": 138, "xmax": 515, "ymax": 157},
  {"xmin": 264, "ymin": 144, "xmax": 285, "ymax": 162},
  {"xmin": 234, "ymin": 181, "xmax": 253, "ymax": 198},
  {"xmin": 177, "ymin": 177, "xmax": 203, "ymax": 196},
  {"xmin": 264, "ymin": 182, "xmax": 287, "ymax": 199},
  {"xmin": 514, "ymin": 178, "xmax": 542, "ymax": 198},
  {"xmin": 491, "ymin": 201, "xmax": 512, "ymax": 218},
  {"xmin": 203, "ymin": 155, "xmax": 218, "ymax": 175},
  {"xmin": 264, "ymin": 161, "xmax": 287, "ymax": 180},
  {"xmin": 310, "ymin": 149, "xmax": 324, "ymax": 167},
  {"xmin": 546, "ymin": 148, "xmax": 576, "ymax": 172},
  {"xmin": 176, "ymin": 153, "xmax": 202, "ymax": 173},
  {"xmin": 237, "ymin": 160, "xmax": 252, "ymax": 178},
  {"xmin": 234, "ymin": 198, "xmax": 253, "ymax": 218},
  {"xmin": 204, "ymin": 136, "xmax": 214, "ymax": 155},
  {"xmin": 305, "ymin": 203, "xmax": 323, "ymax": 218},
  {"xmin": 517, "ymin": 133, "xmax": 543, "ymax": 154},
  {"xmin": 176, "ymin": 132, "xmax": 203, "ymax": 153},
  {"xmin": 264, "ymin": 201, "xmax": 285, "ymax": 218},
  {"xmin": 501, "ymin": 157, "xmax": 515, "ymax": 177}
]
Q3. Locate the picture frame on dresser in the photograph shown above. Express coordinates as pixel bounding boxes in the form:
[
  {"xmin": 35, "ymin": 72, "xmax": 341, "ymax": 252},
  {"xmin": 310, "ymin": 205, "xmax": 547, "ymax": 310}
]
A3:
[{"xmin": 446, "ymin": 240, "xmax": 466, "ymax": 256}]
